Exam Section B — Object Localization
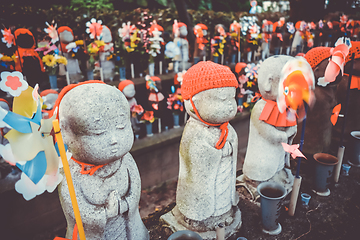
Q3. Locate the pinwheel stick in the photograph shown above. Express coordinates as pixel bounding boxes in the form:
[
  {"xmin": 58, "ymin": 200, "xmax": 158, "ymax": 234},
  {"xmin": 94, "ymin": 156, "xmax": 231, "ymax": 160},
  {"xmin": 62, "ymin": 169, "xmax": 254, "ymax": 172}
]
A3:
[
  {"xmin": 288, "ymin": 104, "xmax": 308, "ymax": 216},
  {"xmin": 93, "ymin": 28, "xmax": 104, "ymax": 81},
  {"xmin": 334, "ymin": 53, "xmax": 355, "ymax": 183},
  {"xmin": 238, "ymin": 26, "xmax": 241, "ymax": 62},
  {"xmin": 56, "ymin": 30, "xmax": 71, "ymax": 85},
  {"xmin": 52, "ymin": 120, "xmax": 86, "ymax": 240}
]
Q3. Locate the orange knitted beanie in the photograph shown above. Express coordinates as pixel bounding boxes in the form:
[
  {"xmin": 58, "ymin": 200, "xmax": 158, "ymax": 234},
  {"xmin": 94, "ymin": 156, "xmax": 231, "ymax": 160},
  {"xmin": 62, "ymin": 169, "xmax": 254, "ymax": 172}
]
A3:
[
  {"xmin": 304, "ymin": 47, "xmax": 331, "ymax": 69},
  {"xmin": 118, "ymin": 80, "xmax": 134, "ymax": 92},
  {"xmin": 345, "ymin": 41, "xmax": 360, "ymax": 63},
  {"xmin": 182, "ymin": 61, "xmax": 237, "ymax": 150},
  {"xmin": 182, "ymin": 61, "xmax": 238, "ymax": 100}
]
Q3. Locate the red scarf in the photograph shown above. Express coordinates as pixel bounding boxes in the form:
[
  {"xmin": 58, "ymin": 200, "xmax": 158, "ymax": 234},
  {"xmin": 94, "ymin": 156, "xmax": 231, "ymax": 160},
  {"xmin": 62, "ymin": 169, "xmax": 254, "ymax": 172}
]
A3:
[
  {"xmin": 259, "ymin": 99, "xmax": 296, "ymax": 127},
  {"xmin": 190, "ymin": 98, "xmax": 229, "ymax": 149},
  {"xmin": 71, "ymin": 157, "xmax": 108, "ymax": 176}
]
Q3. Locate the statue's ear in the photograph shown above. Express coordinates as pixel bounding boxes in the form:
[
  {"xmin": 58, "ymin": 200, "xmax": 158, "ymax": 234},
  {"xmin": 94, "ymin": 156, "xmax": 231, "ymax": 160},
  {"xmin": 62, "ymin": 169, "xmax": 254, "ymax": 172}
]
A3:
[{"xmin": 262, "ymin": 74, "xmax": 273, "ymax": 92}]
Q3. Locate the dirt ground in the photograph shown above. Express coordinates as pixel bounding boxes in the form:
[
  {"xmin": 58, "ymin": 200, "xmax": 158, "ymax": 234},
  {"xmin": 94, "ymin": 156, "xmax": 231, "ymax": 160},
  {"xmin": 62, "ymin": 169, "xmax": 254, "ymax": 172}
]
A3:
[
  {"xmin": 142, "ymin": 158, "xmax": 360, "ymax": 240},
  {"xmin": 28, "ymin": 152, "xmax": 360, "ymax": 240}
]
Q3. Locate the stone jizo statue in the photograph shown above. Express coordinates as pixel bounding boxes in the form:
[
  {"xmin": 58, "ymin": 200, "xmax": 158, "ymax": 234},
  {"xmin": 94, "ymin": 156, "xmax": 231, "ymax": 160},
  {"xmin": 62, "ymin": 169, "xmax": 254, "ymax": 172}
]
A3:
[
  {"xmin": 161, "ymin": 61, "xmax": 242, "ymax": 239},
  {"xmin": 57, "ymin": 81, "xmax": 149, "ymax": 240}
]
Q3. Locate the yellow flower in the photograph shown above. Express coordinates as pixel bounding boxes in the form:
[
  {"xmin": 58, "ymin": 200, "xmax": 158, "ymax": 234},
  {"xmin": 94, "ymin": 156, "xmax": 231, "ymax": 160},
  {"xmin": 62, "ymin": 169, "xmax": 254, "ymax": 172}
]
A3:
[
  {"xmin": 247, "ymin": 81, "xmax": 254, "ymax": 87},
  {"xmin": 126, "ymin": 47, "xmax": 135, "ymax": 53},
  {"xmin": 57, "ymin": 56, "xmax": 67, "ymax": 65},
  {"xmin": 95, "ymin": 40, "xmax": 105, "ymax": 47},
  {"xmin": 1, "ymin": 55, "xmax": 13, "ymax": 62},
  {"xmin": 88, "ymin": 43, "xmax": 99, "ymax": 54},
  {"xmin": 75, "ymin": 40, "xmax": 84, "ymax": 46},
  {"xmin": 11, "ymin": 54, "xmax": 17, "ymax": 62},
  {"xmin": 42, "ymin": 54, "xmax": 57, "ymax": 67}
]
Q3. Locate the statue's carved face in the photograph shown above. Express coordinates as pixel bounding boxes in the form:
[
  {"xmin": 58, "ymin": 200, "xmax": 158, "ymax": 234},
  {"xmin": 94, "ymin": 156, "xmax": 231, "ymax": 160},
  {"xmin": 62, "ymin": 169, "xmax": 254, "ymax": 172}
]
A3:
[
  {"xmin": 189, "ymin": 87, "xmax": 237, "ymax": 124},
  {"xmin": 60, "ymin": 84, "xmax": 133, "ymax": 165},
  {"xmin": 122, "ymin": 84, "xmax": 135, "ymax": 99},
  {"xmin": 258, "ymin": 55, "xmax": 293, "ymax": 100},
  {"xmin": 59, "ymin": 30, "xmax": 74, "ymax": 43},
  {"xmin": 179, "ymin": 26, "xmax": 188, "ymax": 38}
]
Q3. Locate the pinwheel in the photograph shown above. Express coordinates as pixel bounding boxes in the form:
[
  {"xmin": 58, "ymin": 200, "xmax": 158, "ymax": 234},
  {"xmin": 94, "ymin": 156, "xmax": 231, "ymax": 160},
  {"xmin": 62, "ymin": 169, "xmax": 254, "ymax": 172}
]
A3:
[
  {"xmin": 44, "ymin": 21, "xmax": 59, "ymax": 44},
  {"xmin": 278, "ymin": 58, "xmax": 315, "ymax": 216},
  {"xmin": 287, "ymin": 22, "xmax": 295, "ymax": 34},
  {"xmin": 340, "ymin": 15, "xmax": 348, "ymax": 24},
  {"xmin": 331, "ymin": 103, "xmax": 342, "ymax": 126},
  {"xmin": 318, "ymin": 37, "xmax": 351, "ymax": 87},
  {"xmin": 277, "ymin": 57, "xmax": 315, "ymax": 122},
  {"xmin": 249, "ymin": 0, "xmax": 257, "ymax": 14},
  {"xmin": 281, "ymin": 143, "xmax": 307, "ymax": 159},
  {"xmin": 35, "ymin": 43, "xmax": 58, "ymax": 55},
  {"xmin": 86, "ymin": 18, "xmax": 103, "ymax": 40},
  {"xmin": 118, "ymin": 21, "xmax": 136, "ymax": 41},
  {"xmin": 245, "ymin": 63, "xmax": 258, "ymax": 80},
  {"xmin": 1, "ymin": 28, "xmax": 14, "ymax": 48},
  {"xmin": 0, "ymin": 71, "xmax": 62, "ymax": 200}
]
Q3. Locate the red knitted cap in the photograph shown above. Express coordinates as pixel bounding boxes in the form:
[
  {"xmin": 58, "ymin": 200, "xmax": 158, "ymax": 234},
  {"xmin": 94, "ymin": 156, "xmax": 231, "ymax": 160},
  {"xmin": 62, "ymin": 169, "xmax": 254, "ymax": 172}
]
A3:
[
  {"xmin": 346, "ymin": 41, "xmax": 360, "ymax": 63},
  {"xmin": 58, "ymin": 26, "xmax": 73, "ymax": 35},
  {"xmin": 118, "ymin": 80, "xmax": 134, "ymax": 92},
  {"xmin": 40, "ymin": 89, "xmax": 58, "ymax": 97},
  {"xmin": 182, "ymin": 61, "xmax": 238, "ymax": 100},
  {"xmin": 304, "ymin": 47, "xmax": 332, "ymax": 69}
]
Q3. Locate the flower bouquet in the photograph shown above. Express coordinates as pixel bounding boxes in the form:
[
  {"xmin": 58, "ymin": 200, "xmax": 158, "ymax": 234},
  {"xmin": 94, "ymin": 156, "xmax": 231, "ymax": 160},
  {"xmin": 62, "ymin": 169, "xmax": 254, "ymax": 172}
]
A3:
[
  {"xmin": 211, "ymin": 24, "xmax": 227, "ymax": 64},
  {"xmin": 167, "ymin": 88, "xmax": 184, "ymax": 128},
  {"xmin": 130, "ymin": 104, "xmax": 144, "ymax": 119},
  {"xmin": 140, "ymin": 110, "xmax": 156, "ymax": 136},
  {"xmin": 0, "ymin": 54, "xmax": 17, "ymax": 70},
  {"xmin": 41, "ymin": 53, "xmax": 67, "ymax": 89},
  {"xmin": 118, "ymin": 22, "xmax": 142, "ymax": 78}
]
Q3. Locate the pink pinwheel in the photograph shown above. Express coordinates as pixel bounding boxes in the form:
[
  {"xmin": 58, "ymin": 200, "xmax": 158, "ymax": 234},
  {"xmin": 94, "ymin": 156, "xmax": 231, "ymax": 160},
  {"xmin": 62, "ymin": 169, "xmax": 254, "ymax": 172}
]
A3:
[
  {"xmin": 1, "ymin": 28, "xmax": 14, "ymax": 48},
  {"xmin": 340, "ymin": 15, "xmax": 348, "ymax": 24},
  {"xmin": 35, "ymin": 44, "xmax": 58, "ymax": 55},
  {"xmin": 318, "ymin": 37, "xmax": 351, "ymax": 87},
  {"xmin": 86, "ymin": 18, "xmax": 103, "ymax": 39},
  {"xmin": 281, "ymin": 143, "xmax": 307, "ymax": 159},
  {"xmin": 44, "ymin": 22, "xmax": 59, "ymax": 43},
  {"xmin": 118, "ymin": 22, "xmax": 136, "ymax": 40}
]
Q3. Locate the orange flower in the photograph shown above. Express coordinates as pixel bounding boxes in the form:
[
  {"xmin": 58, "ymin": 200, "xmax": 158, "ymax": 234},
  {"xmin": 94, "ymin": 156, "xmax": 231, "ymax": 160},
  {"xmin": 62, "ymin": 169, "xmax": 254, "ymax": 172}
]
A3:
[{"xmin": 141, "ymin": 111, "xmax": 155, "ymax": 123}]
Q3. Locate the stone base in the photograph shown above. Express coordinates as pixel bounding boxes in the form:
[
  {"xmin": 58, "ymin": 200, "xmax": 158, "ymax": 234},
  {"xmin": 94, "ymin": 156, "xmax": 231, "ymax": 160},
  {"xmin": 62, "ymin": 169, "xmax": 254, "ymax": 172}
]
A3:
[
  {"xmin": 262, "ymin": 223, "xmax": 282, "ymax": 235},
  {"xmin": 160, "ymin": 206, "xmax": 242, "ymax": 240},
  {"xmin": 312, "ymin": 188, "xmax": 331, "ymax": 197}
]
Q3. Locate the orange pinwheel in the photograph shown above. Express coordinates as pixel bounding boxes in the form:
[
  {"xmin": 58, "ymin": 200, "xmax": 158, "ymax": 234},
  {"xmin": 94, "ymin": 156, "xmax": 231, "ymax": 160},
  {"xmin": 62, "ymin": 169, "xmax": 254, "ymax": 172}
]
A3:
[
  {"xmin": 331, "ymin": 103, "xmax": 342, "ymax": 126},
  {"xmin": 1, "ymin": 28, "xmax": 14, "ymax": 48}
]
